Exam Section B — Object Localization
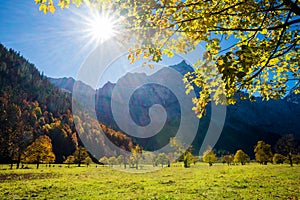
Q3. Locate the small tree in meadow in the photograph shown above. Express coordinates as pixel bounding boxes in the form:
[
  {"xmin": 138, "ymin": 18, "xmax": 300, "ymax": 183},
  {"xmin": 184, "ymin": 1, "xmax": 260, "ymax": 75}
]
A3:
[
  {"xmin": 99, "ymin": 156, "xmax": 108, "ymax": 165},
  {"xmin": 64, "ymin": 155, "xmax": 75, "ymax": 167},
  {"xmin": 21, "ymin": 135, "xmax": 55, "ymax": 169},
  {"xmin": 273, "ymin": 153, "xmax": 285, "ymax": 164},
  {"xmin": 183, "ymin": 146, "xmax": 194, "ymax": 168},
  {"xmin": 156, "ymin": 153, "xmax": 169, "ymax": 168},
  {"xmin": 131, "ymin": 145, "xmax": 142, "ymax": 169},
  {"xmin": 254, "ymin": 141, "xmax": 273, "ymax": 165},
  {"xmin": 108, "ymin": 156, "xmax": 117, "ymax": 167},
  {"xmin": 275, "ymin": 134, "xmax": 298, "ymax": 167},
  {"xmin": 170, "ymin": 138, "xmax": 194, "ymax": 168},
  {"xmin": 83, "ymin": 157, "xmax": 93, "ymax": 167},
  {"xmin": 223, "ymin": 155, "xmax": 234, "ymax": 166},
  {"xmin": 292, "ymin": 154, "xmax": 300, "ymax": 165},
  {"xmin": 202, "ymin": 147, "xmax": 217, "ymax": 166},
  {"xmin": 73, "ymin": 147, "xmax": 89, "ymax": 167},
  {"xmin": 117, "ymin": 155, "xmax": 124, "ymax": 167},
  {"xmin": 122, "ymin": 155, "xmax": 129, "ymax": 169},
  {"xmin": 234, "ymin": 150, "xmax": 250, "ymax": 165}
]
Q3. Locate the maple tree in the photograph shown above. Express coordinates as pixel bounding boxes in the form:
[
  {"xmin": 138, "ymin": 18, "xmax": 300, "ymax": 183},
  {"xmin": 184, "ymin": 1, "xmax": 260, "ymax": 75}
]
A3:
[
  {"xmin": 233, "ymin": 149, "xmax": 250, "ymax": 165},
  {"xmin": 275, "ymin": 134, "xmax": 299, "ymax": 166},
  {"xmin": 272, "ymin": 153, "xmax": 285, "ymax": 164},
  {"xmin": 170, "ymin": 137, "xmax": 194, "ymax": 167},
  {"xmin": 155, "ymin": 153, "xmax": 169, "ymax": 167},
  {"xmin": 202, "ymin": 146, "xmax": 217, "ymax": 166},
  {"xmin": 72, "ymin": 146, "xmax": 90, "ymax": 167},
  {"xmin": 130, "ymin": 144, "xmax": 142, "ymax": 169},
  {"xmin": 254, "ymin": 140, "xmax": 273, "ymax": 165},
  {"xmin": 64, "ymin": 155, "xmax": 75, "ymax": 167},
  {"xmin": 222, "ymin": 154, "xmax": 234, "ymax": 165},
  {"xmin": 35, "ymin": 0, "xmax": 300, "ymax": 117},
  {"xmin": 21, "ymin": 135, "xmax": 56, "ymax": 169}
]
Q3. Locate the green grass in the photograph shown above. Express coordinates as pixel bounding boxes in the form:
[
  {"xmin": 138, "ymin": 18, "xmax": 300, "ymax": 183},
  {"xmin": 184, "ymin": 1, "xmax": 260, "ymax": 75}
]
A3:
[{"xmin": 0, "ymin": 163, "xmax": 299, "ymax": 199}]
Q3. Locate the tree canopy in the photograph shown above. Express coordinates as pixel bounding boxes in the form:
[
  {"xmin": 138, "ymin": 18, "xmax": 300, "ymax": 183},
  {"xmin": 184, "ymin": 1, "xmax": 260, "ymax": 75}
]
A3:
[
  {"xmin": 254, "ymin": 140, "xmax": 273, "ymax": 165},
  {"xmin": 35, "ymin": 0, "xmax": 300, "ymax": 118},
  {"xmin": 234, "ymin": 149, "xmax": 250, "ymax": 165},
  {"xmin": 73, "ymin": 146, "xmax": 90, "ymax": 167},
  {"xmin": 21, "ymin": 135, "xmax": 55, "ymax": 169},
  {"xmin": 202, "ymin": 146, "xmax": 217, "ymax": 166},
  {"xmin": 275, "ymin": 134, "xmax": 299, "ymax": 166},
  {"xmin": 130, "ymin": 144, "xmax": 142, "ymax": 169}
]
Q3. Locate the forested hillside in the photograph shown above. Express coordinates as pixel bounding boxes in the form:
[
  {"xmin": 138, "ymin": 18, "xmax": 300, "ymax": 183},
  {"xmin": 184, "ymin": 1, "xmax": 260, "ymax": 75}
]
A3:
[{"xmin": 0, "ymin": 44, "xmax": 134, "ymax": 166}]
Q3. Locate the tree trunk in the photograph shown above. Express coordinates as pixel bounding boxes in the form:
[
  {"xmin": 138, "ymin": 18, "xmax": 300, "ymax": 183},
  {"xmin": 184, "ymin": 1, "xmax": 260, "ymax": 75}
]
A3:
[
  {"xmin": 288, "ymin": 154, "xmax": 293, "ymax": 167},
  {"xmin": 36, "ymin": 162, "xmax": 39, "ymax": 169},
  {"xmin": 184, "ymin": 159, "xmax": 188, "ymax": 168},
  {"xmin": 16, "ymin": 154, "xmax": 21, "ymax": 169},
  {"xmin": 264, "ymin": 161, "xmax": 267, "ymax": 165}
]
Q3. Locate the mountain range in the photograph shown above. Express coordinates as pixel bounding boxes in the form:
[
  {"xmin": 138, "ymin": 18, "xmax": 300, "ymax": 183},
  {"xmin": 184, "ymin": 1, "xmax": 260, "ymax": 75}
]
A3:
[{"xmin": 49, "ymin": 61, "xmax": 300, "ymax": 158}]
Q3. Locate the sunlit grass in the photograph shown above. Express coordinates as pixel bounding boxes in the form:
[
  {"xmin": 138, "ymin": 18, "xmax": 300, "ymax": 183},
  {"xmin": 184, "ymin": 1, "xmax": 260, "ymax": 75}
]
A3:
[{"xmin": 0, "ymin": 163, "xmax": 299, "ymax": 199}]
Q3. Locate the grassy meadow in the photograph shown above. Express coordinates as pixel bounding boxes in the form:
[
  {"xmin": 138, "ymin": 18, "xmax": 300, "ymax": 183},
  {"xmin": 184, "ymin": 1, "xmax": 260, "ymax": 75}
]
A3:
[{"xmin": 0, "ymin": 163, "xmax": 299, "ymax": 199}]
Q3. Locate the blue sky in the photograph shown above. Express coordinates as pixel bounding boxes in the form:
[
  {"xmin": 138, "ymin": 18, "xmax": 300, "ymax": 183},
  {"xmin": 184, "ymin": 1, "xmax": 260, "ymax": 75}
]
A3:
[
  {"xmin": 0, "ymin": 1, "xmax": 96, "ymax": 79},
  {"xmin": 0, "ymin": 1, "xmax": 207, "ymax": 86},
  {"xmin": 2, "ymin": 1, "xmax": 294, "ymax": 92},
  {"xmin": 0, "ymin": 1, "xmax": 199, "ymax": 84}
]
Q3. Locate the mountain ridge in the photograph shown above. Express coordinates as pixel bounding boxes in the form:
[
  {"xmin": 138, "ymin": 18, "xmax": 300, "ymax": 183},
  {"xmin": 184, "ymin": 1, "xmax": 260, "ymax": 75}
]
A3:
[{"xmin": 49, "ymin": 61, "xmax": 300, "ymax": 157}]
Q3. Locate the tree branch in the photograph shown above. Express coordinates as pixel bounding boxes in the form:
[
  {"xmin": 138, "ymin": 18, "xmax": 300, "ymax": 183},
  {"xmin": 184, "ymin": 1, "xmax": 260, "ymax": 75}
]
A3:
[
  {"xmin": 244, "ymin": 10, "xmax": 293, "ymax": 83},
  {"xmin": 210, "ymin": 2, "xmax": 245, "ymax": 15},
  {"xmin": 284, "ymin": 0, "xmax": 300, "ymax": 16},
  {"xmin": 210, "ymin": 18, "xmax": 300, "ymax": 32},
  {"xmin": 272, "ymin": 38, "xmax": 300, "ymax": 59}
]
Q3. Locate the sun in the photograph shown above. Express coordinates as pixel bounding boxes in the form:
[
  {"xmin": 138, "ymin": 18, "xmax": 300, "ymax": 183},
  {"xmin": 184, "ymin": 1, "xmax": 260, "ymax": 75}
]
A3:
[
  {"xmin": 81, "ymin": 8, "xmax": 120, "ymax": 44},
  {"xmin": 87, "ymin": 11, "xmax": 118, "ymax": 43},
  {"xmin": 90, "ymin": 15, "xmax": 114, "ymax": 42},
  {"xmin": 66, "ymin": 6, "xmax": 123, "ymax": 49}
]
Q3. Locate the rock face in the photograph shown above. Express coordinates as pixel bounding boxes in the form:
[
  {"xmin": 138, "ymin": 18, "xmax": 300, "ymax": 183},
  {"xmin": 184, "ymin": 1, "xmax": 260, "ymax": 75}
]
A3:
[
  {"xmin": 50, "ymin": 61, "xmax": 300, "ymax": 157},
  {"xmin": 48, "ymin": 77, "xmax": 75, "ymax": 93}
]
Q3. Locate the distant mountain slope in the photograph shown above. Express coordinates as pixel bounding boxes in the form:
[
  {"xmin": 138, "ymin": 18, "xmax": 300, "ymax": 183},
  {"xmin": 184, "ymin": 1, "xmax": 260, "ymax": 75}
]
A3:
[
  {"xmin": 0, "ymin": 44, "xmax": 134, "ymax": 163},
  {"xmin": 51, "ymin": 61, "xmax": 300, "ymax": 157},
  {"xmin": 48, "ymin": 77, "xmax": 75, "ymax": 93}
]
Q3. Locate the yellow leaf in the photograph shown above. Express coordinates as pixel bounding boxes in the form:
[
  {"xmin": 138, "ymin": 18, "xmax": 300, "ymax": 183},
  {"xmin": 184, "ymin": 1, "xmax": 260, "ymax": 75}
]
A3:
[
  {"xmin": 39, "ymin": 4, "xmax": 47, "ymax": 14},
  {"xmin": 217, "ymin": 59, "xmax": 224, "ymax": 65},
  {"xmin": 261, "ymin": 29, "xmax": 268, "ymax": 35},
  {"xmin": 49, "ymin": 5, "xmax": 56, "ymax": 14},
  {"xmin": 72, "ymin": 0, "xmax": 82, "ymax": 7}
]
